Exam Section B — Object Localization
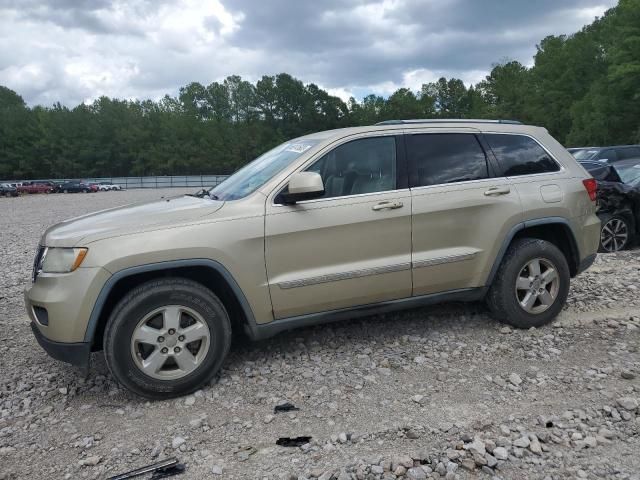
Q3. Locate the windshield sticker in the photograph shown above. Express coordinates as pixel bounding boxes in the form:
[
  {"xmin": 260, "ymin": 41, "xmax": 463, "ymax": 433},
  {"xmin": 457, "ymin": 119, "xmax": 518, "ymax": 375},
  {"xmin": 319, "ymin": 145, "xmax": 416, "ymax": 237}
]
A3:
[{"xmin": 285, "ymin": 144, "xmax": 313, "ymax": 154}]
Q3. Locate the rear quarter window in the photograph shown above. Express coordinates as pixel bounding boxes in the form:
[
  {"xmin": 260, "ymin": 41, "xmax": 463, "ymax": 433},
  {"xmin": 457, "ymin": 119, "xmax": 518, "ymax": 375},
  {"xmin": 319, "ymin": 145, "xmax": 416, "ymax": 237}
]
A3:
[{"xmin": 485, "ymin": 134, "xmax": 560, "ymax": 177}]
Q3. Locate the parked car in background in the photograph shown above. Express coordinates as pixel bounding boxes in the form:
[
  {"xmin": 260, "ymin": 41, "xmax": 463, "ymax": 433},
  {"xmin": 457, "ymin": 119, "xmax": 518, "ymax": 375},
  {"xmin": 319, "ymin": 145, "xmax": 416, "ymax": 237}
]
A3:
[
  {"xmin": 54, "ymin": 181, "xmax": 92, "ymax": 193},
  {"xmin": 17, "ymin": 181, "xmax": 53, "ymax": 194},
  {"xmin": 580, "ymin": 158, "xmax": 640, "ymax": 252},
  {"xmin": 97, "ymin": 181, "xmax": 122, "ymax": 191},
  {"xmin": 86, "ymin": 183, "xmax": 100, "ymax": 192},
  {"xmin": 571, "ymin": 145, "xmax": 640, "ymax": 163},
  {"xmin": 0, "ymin": 183, "xmax": 19, "ymax": 197}
]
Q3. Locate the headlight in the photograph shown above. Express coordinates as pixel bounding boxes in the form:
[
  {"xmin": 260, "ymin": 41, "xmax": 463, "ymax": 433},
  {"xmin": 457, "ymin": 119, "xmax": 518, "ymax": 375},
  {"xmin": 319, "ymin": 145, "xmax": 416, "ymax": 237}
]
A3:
[{"xmin": 40, "ymin": 247, "xmax": 88, "ymax": 273}]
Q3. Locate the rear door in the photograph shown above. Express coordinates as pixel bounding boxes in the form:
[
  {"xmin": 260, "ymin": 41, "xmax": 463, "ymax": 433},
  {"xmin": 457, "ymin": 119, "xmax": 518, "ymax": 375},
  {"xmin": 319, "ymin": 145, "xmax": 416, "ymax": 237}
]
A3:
[
  {"xmin": 483, "ymin": 132, "xmax": 571, "ymax": 223},
  {"xmin": 264, "ymin": 134, "xmax": 412, "ymax": 319},
  {"xmin": 407, "ymin": 130, "xmax": 523, "ymax": 295}
]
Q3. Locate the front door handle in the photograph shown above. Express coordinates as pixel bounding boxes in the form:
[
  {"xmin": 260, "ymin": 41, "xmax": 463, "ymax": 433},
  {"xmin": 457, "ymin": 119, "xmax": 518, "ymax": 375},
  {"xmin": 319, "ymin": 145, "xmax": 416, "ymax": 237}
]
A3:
[
  {"xmin": 372, "ymin": 201, "xmax": 403, "ymax": 211},
  {"xmin": 484, "ymin": 186, "xmax": 511, "ymax": 196}
]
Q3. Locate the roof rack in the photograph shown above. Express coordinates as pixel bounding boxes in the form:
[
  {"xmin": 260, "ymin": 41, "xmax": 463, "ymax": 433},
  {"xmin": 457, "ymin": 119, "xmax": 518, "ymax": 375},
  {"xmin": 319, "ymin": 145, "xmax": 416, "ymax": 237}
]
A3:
[{"xmin": 374, "ymin": 119, "xmax": 522, "ymax": 126}]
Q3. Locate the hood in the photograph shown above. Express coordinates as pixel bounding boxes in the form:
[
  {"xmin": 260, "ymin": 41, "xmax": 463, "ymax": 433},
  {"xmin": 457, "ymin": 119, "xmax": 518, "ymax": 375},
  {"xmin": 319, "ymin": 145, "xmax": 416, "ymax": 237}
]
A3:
[{"xmin": 43, "ymin": 194, "xmax": 225, "ymax": 247}]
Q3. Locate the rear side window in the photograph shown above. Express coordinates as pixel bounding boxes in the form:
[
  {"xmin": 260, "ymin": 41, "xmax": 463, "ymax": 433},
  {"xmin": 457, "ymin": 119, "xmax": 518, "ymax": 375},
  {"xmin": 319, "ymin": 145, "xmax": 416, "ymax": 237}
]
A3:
[
  {"xmin": 407, "ymin": 133, "xmax": 489, "ymax": 187},
  {"xmin": 617, "ymin": 147, "xmax": 640, "ymax": 160},
  {"xmin": 486, "ymin": 134, "xmax": 560, "ymax": 176},
  {"xmin": 598, "ymin": 149, "xmax": 618, "ymax": 162}
]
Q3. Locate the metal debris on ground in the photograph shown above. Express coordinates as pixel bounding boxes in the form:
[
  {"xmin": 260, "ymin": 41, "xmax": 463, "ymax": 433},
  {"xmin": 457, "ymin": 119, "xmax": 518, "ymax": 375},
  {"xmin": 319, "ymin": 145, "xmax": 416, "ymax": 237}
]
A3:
[{"xmin": 106, "ymin": 458, "xmax": 185, "ymax": 480}]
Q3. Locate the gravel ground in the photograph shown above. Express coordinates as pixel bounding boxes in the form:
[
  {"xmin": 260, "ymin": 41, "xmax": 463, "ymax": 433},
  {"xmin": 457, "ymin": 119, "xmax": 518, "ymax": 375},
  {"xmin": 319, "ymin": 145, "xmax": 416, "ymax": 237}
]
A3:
[{"xmin": 1, "ymin": 189, "xmax": 639, "ymax": 480}]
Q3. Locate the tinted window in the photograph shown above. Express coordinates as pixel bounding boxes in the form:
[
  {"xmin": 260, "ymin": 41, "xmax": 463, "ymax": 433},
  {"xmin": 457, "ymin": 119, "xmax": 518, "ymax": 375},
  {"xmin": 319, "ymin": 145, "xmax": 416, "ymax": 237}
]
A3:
[
  {"xmin": 573, "ymin": 149, "xmax": 599, "ymax": 160},
  {"xmin": 305, "ymin": 136, "xmax": 396, "ymax": 198},
  {"xmin": 598, "ymin": 149, "xmax": 618, "ymax": 162},
  {"xmin": 406, "ymin": 133, "xmax": 488, "ymax": 187},
  {"xmin": 617, "ymin": 147, "xmax": 640, "ymax": 160},
  {"xmin": 486, "ymin": 134, "xmax": 560, "ymax": 176}
]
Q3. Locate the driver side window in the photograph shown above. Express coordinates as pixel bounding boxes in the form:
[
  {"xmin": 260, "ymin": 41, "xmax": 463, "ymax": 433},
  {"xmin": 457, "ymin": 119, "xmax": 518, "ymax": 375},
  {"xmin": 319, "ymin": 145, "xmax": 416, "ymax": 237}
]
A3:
[{"xmin": 306, "ymin": 136, "xmax": 397, "ymax": 199}]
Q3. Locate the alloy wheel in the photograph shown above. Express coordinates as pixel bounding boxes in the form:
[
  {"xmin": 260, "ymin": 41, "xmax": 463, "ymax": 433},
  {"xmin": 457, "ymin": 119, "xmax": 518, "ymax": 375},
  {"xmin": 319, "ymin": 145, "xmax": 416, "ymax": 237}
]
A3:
[
  {"xmin": 600, "ymin": 218, "xmax": 628, "ymax": 252},
  {"xmin": 130, "ymin": 305, "xmax": 211, "ymax": 380},
  {"xmin": 514, "ymin": 258, "xmax": 560, "ymax": 314}
]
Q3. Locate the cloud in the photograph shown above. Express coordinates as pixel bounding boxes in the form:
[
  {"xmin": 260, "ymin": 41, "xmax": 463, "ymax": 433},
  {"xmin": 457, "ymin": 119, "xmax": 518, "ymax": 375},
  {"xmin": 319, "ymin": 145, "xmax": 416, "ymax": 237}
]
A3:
[{"xmin": 0, "ymin": 0, "xmax": 617, "ymax": 106}]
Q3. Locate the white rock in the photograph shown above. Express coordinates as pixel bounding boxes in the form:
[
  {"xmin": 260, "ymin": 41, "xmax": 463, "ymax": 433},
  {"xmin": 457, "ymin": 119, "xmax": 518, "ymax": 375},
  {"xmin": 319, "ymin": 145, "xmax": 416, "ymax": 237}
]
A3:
[
  {"xmin": 493, "ymin": 446, "xmax": 509, "ymax": 460},
  {"xmin": 617, "ymin": 397, "xmax": 638, "ymax": 411},
  {"xmin": 79, "ymin": 455, "xmax": 101, "ymax": 467},
  {"xmin": 508, "ymin": 373, "xmax": 522, "ymax": 386},
  {"xmin": 513, "ymin": 436, "xmax": 530, "ymax": 448},
  {"xmin": 211, "ymin": 465, "xmax": 223, "ymax": 475},
  {"xmin": 172, "ymin": 437, "xmax": 186, "ymax": 449}
]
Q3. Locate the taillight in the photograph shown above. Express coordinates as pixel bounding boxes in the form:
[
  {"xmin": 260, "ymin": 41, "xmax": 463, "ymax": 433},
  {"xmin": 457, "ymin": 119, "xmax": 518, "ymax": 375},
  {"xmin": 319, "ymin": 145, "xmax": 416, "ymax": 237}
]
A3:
[{"xmin": 582, "ymin": 178, "xmax": 597, "ymax": 202}]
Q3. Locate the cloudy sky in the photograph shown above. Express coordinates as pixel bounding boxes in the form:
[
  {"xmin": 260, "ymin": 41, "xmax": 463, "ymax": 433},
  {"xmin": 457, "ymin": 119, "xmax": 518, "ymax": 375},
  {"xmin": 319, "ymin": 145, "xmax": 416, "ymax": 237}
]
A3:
[{"xmin": 0, "ymin": 0, "xmax": 617, "ymax": 106}]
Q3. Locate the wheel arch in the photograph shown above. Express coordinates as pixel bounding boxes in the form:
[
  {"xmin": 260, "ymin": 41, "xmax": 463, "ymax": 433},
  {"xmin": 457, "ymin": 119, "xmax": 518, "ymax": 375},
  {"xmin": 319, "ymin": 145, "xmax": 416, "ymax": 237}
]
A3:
[
  {"xmin": 85, "ymin": 259, "xmax": 258, "ymax": 350},
  {"xmin": 487, "ymin": 217, "xmax": 581, "ymax": 285}
]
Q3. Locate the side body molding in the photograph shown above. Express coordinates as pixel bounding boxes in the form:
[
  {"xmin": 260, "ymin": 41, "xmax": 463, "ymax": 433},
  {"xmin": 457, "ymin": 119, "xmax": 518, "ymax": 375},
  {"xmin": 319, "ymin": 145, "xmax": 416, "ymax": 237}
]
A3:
[{"xmin": 83, "ymin": 259, "xmax": 258, "ymax": 344}]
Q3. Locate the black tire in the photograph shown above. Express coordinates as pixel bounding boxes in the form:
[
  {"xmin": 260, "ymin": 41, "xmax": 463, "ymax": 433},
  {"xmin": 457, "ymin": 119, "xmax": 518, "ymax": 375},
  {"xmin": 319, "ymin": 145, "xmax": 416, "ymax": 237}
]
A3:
[
  {"xmin": 598, "ymin": 213, "xmax": 633, "ymax": 253},
  {"xmin": 486, "ymin": 238, "xmax": 570, "ymax": 329},
  {"xmin": 104, "ymin": 277, "xmax": 232, "ymax": 399}
]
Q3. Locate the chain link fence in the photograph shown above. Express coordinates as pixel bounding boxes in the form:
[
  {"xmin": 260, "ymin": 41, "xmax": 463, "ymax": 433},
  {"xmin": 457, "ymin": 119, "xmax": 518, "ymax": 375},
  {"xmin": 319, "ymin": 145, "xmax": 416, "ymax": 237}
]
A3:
[{"xmin": 1, "ymin": 175, "xmax": 229, "ymax": 189}]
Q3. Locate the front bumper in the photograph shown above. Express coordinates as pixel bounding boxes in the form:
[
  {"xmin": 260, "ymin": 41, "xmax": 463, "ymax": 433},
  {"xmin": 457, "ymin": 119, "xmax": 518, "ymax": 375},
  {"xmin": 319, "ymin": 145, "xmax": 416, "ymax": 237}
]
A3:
[
  {"xmin": 30, "ymin": 322, "xmax": 91, "ymax": 367},
  {"xmin": 25, "ymin": 266, "xmax": 111, "ymax": 343},
  {"xmin": 577, "ymin": 253, "xmax": 597, "ymax": 275}
]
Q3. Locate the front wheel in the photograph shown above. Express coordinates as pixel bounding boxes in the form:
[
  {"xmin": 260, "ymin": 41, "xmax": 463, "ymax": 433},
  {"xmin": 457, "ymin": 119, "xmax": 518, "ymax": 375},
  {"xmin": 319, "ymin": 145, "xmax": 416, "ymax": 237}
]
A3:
[
  {"xmin": 104, "ymin": 278, "xmax": 232, "ymax": 399},
  {"xmin": 486, "ymin": 238, "xmax": 570, "ymax": 329}
]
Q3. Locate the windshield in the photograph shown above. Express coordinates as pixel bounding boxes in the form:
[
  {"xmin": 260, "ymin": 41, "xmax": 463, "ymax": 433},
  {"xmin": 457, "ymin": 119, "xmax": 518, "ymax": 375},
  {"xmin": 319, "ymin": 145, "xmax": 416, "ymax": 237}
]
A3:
[
  {"xmin": 572, "ymin": 149, "xmax": 599, "ymax": 160},
  {"xmin": 209, "ymin": 138, "xmax": 320, "ymax": 201},
  {"xmin": 616, "ymin": 164, "xmax": 640, "ymax": 187}
]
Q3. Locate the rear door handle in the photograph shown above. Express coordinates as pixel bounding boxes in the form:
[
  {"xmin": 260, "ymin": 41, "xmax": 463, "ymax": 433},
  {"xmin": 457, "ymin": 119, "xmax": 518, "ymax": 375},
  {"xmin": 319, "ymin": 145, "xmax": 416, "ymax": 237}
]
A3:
[
  {"xmin": 372, "ymin": 201, "xmax": 403, "ymax": 211},
  {"xmin": 484, "ymin": 186, "xmax": 511, "ymax": 196}
]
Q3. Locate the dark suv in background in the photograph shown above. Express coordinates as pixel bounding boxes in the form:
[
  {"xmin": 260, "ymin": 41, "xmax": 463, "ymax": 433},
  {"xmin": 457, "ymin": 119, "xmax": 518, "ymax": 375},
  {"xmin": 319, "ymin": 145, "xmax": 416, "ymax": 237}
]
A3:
[
  {"xmin": 580, "ymin": 158, "xmax": 640, "ymax": 252},
  {"xmin": 571, "ymin": 145, "xmax": 640, "ymax": 163}
]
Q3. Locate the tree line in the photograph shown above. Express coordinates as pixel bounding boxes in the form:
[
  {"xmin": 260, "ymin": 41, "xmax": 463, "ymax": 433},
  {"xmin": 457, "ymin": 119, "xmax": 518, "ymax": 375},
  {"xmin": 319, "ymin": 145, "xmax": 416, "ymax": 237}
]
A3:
[{"xmin": 0, "ymin": 0, "xmax": 638, "ymax": 180}]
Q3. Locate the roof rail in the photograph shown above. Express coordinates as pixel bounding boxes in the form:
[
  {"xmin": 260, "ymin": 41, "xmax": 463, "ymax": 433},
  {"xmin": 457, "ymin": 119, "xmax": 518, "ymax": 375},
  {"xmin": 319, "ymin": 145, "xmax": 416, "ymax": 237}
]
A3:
[{"xmin": 374, "ymin": 119, "xmax": 522, "ymax": 126}]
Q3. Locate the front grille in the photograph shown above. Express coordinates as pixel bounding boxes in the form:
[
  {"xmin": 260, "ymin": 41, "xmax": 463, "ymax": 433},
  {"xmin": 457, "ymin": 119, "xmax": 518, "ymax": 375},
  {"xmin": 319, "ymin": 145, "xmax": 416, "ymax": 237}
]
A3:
[{"xmin": 32, "ymin": 245, "xmax": 46, "ymax": 282}]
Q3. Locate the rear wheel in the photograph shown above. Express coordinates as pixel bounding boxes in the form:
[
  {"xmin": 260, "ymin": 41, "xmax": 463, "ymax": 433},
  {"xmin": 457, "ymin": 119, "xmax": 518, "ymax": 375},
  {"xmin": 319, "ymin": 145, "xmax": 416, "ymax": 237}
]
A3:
[
  {"xmin": 599, "ymin": 214, "xmax": 632, "ymax": 252},
  {"xmin": 104, "ymin": 278, "xmax": 232, "ymax": 399},
  {"xmin": 486, "ymin": 238, "xmax": 570, "ymax": 329}
]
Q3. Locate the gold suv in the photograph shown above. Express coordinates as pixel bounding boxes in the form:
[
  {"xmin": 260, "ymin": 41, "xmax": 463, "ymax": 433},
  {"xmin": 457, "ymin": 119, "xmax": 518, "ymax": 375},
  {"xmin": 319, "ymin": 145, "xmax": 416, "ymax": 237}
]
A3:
[{"xmin": 25, "ymin": 120, "xmax": 601, "ymax": 398}]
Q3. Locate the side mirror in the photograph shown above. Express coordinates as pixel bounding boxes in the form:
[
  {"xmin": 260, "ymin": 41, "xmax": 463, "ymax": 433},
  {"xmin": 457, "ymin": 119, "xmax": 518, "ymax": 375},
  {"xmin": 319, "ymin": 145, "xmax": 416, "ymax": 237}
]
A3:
[{"xmin": 279, "ymin": 172, "xmax": 325, "ymax": 204}]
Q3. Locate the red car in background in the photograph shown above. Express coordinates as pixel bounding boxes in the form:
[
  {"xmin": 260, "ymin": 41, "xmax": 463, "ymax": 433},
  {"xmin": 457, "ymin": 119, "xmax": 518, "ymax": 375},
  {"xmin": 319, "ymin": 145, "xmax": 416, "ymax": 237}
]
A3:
[{"xmin": 17, "ymin": 181, "xmax": 53, "ymax": 194}]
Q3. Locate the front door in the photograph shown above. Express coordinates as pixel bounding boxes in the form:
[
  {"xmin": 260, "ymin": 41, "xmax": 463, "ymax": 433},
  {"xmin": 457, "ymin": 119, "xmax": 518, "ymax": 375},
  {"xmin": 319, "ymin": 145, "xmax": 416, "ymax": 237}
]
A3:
[{"xmin": 265, "ymin": 134, "xmax": 412, "ymax": 319}]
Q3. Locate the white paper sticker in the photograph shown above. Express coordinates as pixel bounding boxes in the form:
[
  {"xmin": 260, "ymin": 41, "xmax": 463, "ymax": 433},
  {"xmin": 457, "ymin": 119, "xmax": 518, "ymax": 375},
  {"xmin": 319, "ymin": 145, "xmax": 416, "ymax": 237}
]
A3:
[{"xmin": 285, "ymin": 144, "xmax": 313, "ymax": 153}]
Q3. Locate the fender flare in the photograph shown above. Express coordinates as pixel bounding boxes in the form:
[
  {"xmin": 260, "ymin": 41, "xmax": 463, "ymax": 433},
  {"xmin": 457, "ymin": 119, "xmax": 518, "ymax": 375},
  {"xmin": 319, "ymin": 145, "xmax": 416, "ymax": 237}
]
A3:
[
  {"xmin": 486, "ymin": 216, "xmax": 581, "ymax": 285},
  {"xmin": 83, "ymin": 259, "xmax": 257, "ymax": 343}
]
